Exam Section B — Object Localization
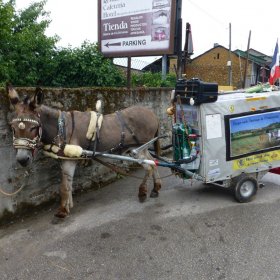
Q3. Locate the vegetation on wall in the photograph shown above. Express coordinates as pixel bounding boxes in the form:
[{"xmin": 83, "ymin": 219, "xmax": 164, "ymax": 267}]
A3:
[{"xmin": 131, "ymin": 72, "xmax": 176, "ymax": 88}]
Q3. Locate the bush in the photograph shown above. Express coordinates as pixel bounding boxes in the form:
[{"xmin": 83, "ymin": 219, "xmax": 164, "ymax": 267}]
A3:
[{"xmin": 131, "ymin": 72, "xmax": 176, "ymax": 88}]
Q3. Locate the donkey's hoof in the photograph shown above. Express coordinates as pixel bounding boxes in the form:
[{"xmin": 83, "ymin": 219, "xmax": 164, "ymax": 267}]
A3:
[
  {"xmin": 154, "ymin": 182, "xmax": 162, "ymax": 192},
  {"xmin": 138, "ymin": 194, "xmax": 147, "ymax": 203},
  {"xmin": 54, "ymin": 207, "xmax": 68, "ymax": 218},
  {"xmin": 138, "ymin": 183, "xmax": 148, "ymax": 203},
  {"xmin": 51, "ymin": 216, "xmax": 66, "ymax": 224},
  {"xmin": 150, "ymin": 190, "xmax": 159, "ymax": 198}
]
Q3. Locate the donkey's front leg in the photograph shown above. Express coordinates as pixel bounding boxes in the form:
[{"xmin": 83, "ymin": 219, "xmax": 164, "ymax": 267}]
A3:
[{"xmin": 55, "ymin": 160, "xmax": 77, "ymax": 218}]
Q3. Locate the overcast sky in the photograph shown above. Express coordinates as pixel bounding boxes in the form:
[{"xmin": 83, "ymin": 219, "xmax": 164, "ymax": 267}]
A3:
[{"xmin": 15, "ymin": 0, "xmax": 280, "ymax": 60}]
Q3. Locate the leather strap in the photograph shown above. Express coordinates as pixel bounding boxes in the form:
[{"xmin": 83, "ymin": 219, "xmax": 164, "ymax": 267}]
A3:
[{"xmin": 109, "ymin": 111, "xmax": 140, "ymax": 154}]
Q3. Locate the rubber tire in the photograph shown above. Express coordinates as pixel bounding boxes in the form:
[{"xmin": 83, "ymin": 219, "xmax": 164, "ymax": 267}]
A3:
[{"xmin": 234, "ymin": 175, "xmax": 258, "ymax": 203}]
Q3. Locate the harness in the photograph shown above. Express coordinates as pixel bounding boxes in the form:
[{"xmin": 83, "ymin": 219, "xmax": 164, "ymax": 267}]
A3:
[
  {"xmin": 12, "ymin": 109, "xmax": 140, "ymax": 160},
  {"xmin": 52, "ymin": 111, "xmax": 67, "ymax": 149},
  {"xmin": 109, "ymin": 111, "xmax": 140, "ymax": 154},
  {"xmin": 11, "ymin": 116, "xmax": 42, "ymax": 151},
  {"xmin": 43, "ymin": 110, "xmax": 103, "ymax": 160}
]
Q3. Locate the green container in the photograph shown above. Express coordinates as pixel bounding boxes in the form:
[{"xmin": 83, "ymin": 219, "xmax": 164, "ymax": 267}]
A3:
[{"xmin": 172, "ymin": 123, "xmax": 191, "ymax": 161}]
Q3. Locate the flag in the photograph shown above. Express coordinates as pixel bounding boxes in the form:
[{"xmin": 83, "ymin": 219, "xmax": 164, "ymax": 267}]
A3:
[{"xmin": 269, "ymin": 41, "xmax": 280, "ymax": 85}]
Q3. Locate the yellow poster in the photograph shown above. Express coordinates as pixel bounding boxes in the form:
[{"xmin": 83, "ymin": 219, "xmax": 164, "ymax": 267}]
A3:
[{"xmin": 233, "ymin": 150, "xmax": 280, "ymax": 170}]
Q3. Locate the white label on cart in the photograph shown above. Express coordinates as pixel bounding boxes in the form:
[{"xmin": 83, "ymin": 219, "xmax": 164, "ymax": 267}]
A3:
[
  {"xmin": 209, "ymin": 159, "xmax": 219, "ymax": 167},
  {"xmin": 206, "ymin": 114, "xmax": 222, "ymax": 139},
  {"xmin": 208, "ymin": 168, "xmax": 221, "ymax": 177}
]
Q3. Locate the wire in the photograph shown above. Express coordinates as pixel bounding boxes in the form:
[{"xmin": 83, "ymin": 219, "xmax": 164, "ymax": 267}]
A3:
[{"xmin": 186, "ymin": 0, "xmax": 227, "ymax": 28}]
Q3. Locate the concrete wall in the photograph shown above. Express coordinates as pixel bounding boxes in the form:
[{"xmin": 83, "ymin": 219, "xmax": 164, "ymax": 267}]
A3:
[{"xmin": 0, "ymin": 87, "xmax": 173, "ymax": 222}]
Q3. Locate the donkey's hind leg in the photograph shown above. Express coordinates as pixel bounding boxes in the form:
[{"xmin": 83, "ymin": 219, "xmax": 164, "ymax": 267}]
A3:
[
  {"xmin": 150, "ymin": 167, "xmax": 162, "ymax": 198},
  {"xmin": 137, "ymin": 149, "xmax": 161, "ymax": 202},
  {"xmin": 138, "ymin": 168, "xmax": 151, "ymax": 202},
  {"xmin": 55, "ymin": 160, "xmax": 77, "ymax": 218}
]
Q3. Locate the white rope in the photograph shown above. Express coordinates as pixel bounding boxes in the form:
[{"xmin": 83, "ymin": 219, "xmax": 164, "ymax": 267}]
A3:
[{"xmin": 0, "ymin": 185, "xmax": 25, "ymax": 197}]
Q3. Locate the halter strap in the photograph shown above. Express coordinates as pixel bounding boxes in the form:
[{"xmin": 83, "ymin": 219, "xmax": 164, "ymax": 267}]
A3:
[{"xmin": 11, "ymin": 115, "xmax": 42, "ymax": 150}]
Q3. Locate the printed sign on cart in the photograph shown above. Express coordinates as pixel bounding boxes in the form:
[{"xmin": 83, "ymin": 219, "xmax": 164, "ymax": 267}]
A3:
[
  {"xmin": 98, "ymin": 0, "xmax": 176, "ymax": 57},
  {"xmin": 225, "ymin": 109, "xmax": 280, "ymax": 160}
]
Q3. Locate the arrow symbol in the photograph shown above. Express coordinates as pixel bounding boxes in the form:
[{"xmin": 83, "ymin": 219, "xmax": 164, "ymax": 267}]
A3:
[{"xmin": 105, "ymin": 42, "xmax": 121, "ymax": 48}]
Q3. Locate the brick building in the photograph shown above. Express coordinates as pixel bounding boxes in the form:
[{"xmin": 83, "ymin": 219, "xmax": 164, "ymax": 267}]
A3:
[
  {"xmin": 171, "ymin": 44, "xmax": 271, "ymax": 89},
  {"xmin": 143, "ymin": 44, "xmax": 273, "ymax": 89}
]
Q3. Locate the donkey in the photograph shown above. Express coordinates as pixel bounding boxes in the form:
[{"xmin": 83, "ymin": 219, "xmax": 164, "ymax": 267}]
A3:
[{"xmin": 7, "ymin": 84, "xmax": 162, "ymax": 218}]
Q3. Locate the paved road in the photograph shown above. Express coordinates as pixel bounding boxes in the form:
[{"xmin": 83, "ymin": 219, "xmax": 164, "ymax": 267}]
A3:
[{"xmin": 1, "ymin": 167, "xmax": 280, "ymax": 280}]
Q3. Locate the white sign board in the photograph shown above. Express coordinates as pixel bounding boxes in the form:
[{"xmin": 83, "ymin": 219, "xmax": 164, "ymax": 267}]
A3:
[{"xmin": 98, "ymin": 0, "xmax": 176, "ymax": 57}]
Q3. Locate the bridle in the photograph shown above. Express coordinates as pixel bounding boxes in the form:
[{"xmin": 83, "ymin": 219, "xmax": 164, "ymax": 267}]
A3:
[{"xmin": 11, "ymin": 116, "xmax": 43, "ymax": 152}]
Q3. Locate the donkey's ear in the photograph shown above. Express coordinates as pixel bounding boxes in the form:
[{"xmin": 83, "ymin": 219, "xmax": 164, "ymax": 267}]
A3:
[
  {"xmin": 6, "ymin": 82, "xmax": 20, "ymax": 105},
  {"xmin": 35, "ymin": 87, "xmax": 44, "ymax": 105},
  {"xmin": 30, "ymin": 87, "xmax": 44, "ymax": 109}
]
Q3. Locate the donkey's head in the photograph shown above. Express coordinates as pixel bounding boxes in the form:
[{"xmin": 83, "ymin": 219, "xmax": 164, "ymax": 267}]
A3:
[{"xmin": 7, "ymin": 83, "xmax": 44, "ymax": 166}]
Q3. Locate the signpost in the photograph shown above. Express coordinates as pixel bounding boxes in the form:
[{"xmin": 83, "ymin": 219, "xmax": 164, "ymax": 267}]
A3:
[{"xmin": 98, "ymin": 0, "xmax": 176, "ymax": 57}]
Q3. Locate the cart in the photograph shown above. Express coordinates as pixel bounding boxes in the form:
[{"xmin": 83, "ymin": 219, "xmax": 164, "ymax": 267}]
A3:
[{"xmin": 83, "ymin": 79, "xmax": 280, "ymax": 203}]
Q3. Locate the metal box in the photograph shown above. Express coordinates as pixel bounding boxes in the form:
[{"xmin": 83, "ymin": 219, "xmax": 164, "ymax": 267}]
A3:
[
  {"xmin": 175, "ymin": 78, "xmax": 218, "ymax": 105},
  {"xmin": 176, "ymin": 90, "xmax": 280, "ymax": 183}
]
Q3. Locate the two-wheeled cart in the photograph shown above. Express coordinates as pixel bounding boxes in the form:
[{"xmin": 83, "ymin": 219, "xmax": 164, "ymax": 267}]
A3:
[
  {"xmin": 82, "ymin": 79, "xmax": 280, "ymax": 203},
  {"xmin": 166, "ymin": 78, "xmax": 280, "ymax": 202}
]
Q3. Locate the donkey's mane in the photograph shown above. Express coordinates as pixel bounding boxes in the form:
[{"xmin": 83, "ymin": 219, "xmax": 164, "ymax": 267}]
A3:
[{"xmin": 39, "ymin": 104, "xmax": 60, "ymax": 118}]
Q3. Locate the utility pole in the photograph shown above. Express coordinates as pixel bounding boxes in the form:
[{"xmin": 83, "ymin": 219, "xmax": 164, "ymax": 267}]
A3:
[
  {"xmin": 228, "ymin": 23, "xmax": 232, "ymax": 86},
  {"xmin": 243, "ymin": 30, "xmax": 251, "ymax": 88},
  {"xmin": 175, "ymin": 0, "xmax": 182, "ymax": 79}
]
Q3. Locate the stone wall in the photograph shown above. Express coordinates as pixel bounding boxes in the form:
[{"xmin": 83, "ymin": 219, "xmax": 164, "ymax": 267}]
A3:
[{"xmin": 0, "ymin": 87, "xmax": 173, "ymax": 221}]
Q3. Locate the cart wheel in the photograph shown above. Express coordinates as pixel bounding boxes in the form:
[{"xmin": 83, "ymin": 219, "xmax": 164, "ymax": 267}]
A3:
[{"xmin": 234, "ymin": 176, "xmax": 258, "ymax": 203}]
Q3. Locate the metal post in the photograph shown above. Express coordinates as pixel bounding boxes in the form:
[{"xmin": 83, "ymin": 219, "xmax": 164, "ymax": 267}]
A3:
[
  {"xmin": 175, "ymin": 0, "xmax": 182, "ymax": 79},
  {"xmin": 162, "ymin": 54, "xmax": 167, "ymax": 80},
  {"xmin": 176, "ymin": 18, "xmax": 182, "ymax": 79},
  {"xmin": 127, "ymin": 56, "xmax": 131, "ymax": 89}
]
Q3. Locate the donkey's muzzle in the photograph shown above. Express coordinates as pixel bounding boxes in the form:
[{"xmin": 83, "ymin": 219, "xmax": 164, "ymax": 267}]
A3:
[{"xmin": 16, "ymin": 149, "xmax": 32, "ymax": 167}]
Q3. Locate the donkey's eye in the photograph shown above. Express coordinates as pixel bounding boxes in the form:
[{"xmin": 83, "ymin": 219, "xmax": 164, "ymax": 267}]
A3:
[{"xmin": 30, "ymin": 126, "xmax": 37, "ymax": 132}]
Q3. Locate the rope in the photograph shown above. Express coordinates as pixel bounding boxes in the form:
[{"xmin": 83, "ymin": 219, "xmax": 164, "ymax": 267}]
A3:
[{"xmin": 0, "ymin": 184, "xmax": 25, "ymax": 197}]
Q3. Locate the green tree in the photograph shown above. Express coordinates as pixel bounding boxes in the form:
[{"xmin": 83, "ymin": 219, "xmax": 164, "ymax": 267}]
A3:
[
  {"xmin": 47, "ymin": 42, "xmax": 126, "ymax": 87},
  {"xmin": 0, "ymin": 1, "xmax": 125, "ymax": 87},
  {"xmin": 0, "ymin": 0, "xmax": 58, "ymax": 86}
]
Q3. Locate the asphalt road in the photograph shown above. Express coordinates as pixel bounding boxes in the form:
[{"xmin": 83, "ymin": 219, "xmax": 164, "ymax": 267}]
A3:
[{"xmin": 1, "ymin": 167, "xmax": 280, "ymax": 280}]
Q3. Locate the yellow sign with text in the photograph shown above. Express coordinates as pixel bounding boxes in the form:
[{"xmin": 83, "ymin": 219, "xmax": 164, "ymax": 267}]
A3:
[{"xmin": 233, "ymin": 150, "xmax": 280, "ymax": 170}]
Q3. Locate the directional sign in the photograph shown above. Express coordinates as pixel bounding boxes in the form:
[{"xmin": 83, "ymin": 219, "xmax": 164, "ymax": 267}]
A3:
[{"xmin": 98, "ymin": 0, "xmax": 176, "ymax": 57}]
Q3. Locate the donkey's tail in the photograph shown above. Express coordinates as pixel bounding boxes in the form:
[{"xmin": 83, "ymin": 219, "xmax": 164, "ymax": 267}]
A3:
[{"xmin": 153, "ymin": 127, "xmax": 161, "ymax": 156}]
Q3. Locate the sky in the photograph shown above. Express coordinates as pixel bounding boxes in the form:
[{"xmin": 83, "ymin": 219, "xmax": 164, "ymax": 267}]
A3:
[
  {"xmin": 15, "ymin": 0, "xmax": 280, "ymax": 62},
  {"xmin": 230, "ymin": 112, "xmax": 280, "ymax": 133}
]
